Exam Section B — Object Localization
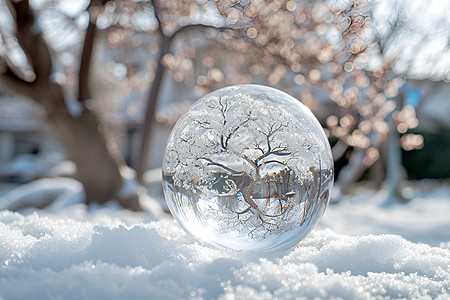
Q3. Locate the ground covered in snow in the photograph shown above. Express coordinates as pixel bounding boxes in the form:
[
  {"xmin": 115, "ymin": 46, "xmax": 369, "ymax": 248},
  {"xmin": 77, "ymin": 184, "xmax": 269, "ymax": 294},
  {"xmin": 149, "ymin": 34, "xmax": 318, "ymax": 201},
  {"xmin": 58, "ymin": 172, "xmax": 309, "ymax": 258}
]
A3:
[{"xmin": 1, "ymin": 179, "xmax": 449, "ymax": 299}]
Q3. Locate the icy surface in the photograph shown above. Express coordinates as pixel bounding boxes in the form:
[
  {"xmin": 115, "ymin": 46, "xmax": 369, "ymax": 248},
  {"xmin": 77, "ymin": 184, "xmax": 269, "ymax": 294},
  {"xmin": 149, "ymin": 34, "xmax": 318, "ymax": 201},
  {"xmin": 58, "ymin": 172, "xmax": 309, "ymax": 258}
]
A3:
[{"xmin": 0, "ymin": 180, "xmax": 449, "ymax": 299}]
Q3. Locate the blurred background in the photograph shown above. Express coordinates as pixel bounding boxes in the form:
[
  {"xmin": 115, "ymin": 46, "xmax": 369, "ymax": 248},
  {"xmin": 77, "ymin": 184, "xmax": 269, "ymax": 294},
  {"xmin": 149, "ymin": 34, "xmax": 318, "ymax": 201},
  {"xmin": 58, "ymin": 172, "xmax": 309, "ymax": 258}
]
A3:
[{"xmin": 0, "ymin": 0, "xmax": 449, "ymax": 210}]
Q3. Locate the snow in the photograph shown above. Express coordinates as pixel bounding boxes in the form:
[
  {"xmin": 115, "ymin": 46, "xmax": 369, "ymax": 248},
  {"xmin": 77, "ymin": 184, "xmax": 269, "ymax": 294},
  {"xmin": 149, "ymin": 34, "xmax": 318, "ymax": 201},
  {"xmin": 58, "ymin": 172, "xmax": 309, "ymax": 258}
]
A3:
[
  {"xmin": 1, "ymin": 177, "xmax": 450, "ymax": 299},
  {"xmin": 321, "ymin": 183, "xmax": 450, "ymax": 247},
  {"xmin": 0, "ymin": 153, "xmax": 75, "ymax": 183},
  {"xmin": 0, "ymin": 177, "xmax": 83, "ymax": 212}
]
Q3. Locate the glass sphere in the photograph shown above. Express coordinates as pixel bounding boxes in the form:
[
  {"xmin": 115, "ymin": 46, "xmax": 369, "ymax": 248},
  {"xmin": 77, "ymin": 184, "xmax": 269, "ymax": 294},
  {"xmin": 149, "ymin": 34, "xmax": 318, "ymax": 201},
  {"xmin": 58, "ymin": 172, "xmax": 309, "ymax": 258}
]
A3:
[{"xmin": 162, "ymin": 84, "xmax": 333, "ymax": 252}]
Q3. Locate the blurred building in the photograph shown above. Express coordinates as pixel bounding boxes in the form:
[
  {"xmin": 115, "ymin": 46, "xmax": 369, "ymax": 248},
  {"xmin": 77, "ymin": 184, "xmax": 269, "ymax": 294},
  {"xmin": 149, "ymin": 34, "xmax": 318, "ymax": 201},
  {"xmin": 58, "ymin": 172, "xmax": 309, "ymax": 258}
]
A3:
[
  {"xmin": 0, "ymin": 92, "xmax": 64, "ymax": 182},
  {"xmin": 406, "ymin": 79, "xmax": 450, "ymax": 132}
]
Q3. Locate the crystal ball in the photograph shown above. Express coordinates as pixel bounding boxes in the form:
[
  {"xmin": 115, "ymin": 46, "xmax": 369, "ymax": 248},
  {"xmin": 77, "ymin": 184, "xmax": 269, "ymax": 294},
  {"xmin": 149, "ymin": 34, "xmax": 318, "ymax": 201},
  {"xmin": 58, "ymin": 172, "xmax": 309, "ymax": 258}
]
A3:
[{"xmin": 162, "ymin": 84, "xmax": 333, "ymax": 252}]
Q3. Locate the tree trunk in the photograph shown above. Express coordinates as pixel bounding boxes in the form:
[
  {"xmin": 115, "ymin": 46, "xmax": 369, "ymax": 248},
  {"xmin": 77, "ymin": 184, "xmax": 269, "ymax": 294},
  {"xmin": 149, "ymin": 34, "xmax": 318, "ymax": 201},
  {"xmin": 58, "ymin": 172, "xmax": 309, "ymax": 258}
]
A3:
[
  {"xmin": 31, "ymin": 81, "xmax": 142, "ymax": 210},
  {"xmin": 0, "ymin": 0, "xmax": 142, "ymax": 210},
  {"xmin": 136, "ymin": 35, "xmax": 171, "ymax": 182}
]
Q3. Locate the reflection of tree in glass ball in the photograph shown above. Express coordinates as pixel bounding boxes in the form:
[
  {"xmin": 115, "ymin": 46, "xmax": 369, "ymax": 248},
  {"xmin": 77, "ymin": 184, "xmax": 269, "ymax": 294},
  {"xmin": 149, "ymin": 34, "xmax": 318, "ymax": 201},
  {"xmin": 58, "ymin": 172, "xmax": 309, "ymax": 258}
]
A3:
[{"xmin": 162, "ymin": 84, "xmax": 333, "ymax": 252}]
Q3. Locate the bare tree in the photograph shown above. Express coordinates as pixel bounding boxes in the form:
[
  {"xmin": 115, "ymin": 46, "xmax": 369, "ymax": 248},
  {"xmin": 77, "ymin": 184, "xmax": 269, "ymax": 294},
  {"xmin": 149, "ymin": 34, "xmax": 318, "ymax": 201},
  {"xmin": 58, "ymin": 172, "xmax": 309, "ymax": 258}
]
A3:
[
  {"xmin": 2, "ymin": 0, "xmax": 442, "ymax": 210},
  {"xmin": 135, "ymin": 0, "xmax": 244, "ymax": 182},
  {"xmin": 0, "ymin": 0, "xmax": 141, "ymax": 210},
  {"xmin": 0, "ymin": 0, "xmax": 229, "ymax": 209}
]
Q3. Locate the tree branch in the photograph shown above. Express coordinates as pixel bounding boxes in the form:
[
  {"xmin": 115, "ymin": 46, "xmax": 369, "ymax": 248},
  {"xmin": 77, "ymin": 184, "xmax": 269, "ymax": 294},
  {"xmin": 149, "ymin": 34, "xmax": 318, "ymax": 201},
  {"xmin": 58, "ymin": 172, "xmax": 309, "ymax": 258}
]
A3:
[
  {"xmin": 201, "ymin": 157, "xmax": 245, "ymax": 175},
  {"xmin": 136, "ymin": 33, "xmax": 171, "ymax": 181},
  {"xmin": 172, "ymin": 23, "xmax": 232, "ymax": 39},
  {"xmin": 136, "ymin": 1, "xmax": 244, "ymax": 182},
  {"xmin": 78, "ymin": 0, "xmax": 110, "ymax": 102},
  {"xmin": 10, "ymin": 0, "xmax": 52, "ymax": 84},
  {"xmin": 0, "ymin": 61, "xmax": 35, "ymax": 99},
  {"xmin": 151, "ymin": 0, "xmax": 164, "ymax": 36},
  {"xmin": 78, "ymin": 3, "xmax": 96, "ymax": 102},
  {"xmin": 242, "ymin": 155, "xmax": 258, "ymax": 170}
]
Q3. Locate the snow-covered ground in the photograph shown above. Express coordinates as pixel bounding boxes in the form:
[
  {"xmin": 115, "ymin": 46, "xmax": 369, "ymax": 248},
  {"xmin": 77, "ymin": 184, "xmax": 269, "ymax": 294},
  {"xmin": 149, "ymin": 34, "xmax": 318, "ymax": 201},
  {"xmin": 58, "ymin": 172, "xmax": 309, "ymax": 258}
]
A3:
[{"xmin": 1, "ymin": 177, "xmax": 449, "ymax": 299}]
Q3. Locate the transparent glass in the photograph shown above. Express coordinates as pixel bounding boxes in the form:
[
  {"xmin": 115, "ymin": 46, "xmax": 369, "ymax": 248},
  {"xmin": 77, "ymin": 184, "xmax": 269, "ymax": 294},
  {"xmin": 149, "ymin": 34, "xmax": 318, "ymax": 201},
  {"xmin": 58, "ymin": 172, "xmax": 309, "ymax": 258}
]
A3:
[{"xmin": 162, "ymin": 84, "xmax": 333, "ymax": 252}]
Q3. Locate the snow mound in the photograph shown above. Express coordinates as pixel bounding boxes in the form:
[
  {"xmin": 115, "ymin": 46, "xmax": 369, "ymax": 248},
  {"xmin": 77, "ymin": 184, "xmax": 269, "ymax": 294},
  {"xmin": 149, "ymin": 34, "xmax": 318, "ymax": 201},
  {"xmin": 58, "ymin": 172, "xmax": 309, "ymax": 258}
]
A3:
[
  {"xmin": 0, "ymin": 175, "xmax": 165, "ymax": 219},
  {"xmin": 0, "ymin": 177, "xmax": 84, "ymax": 212},
  {"xmin": 320, "ymin": 186, "xmax": 450, "ymax": 246},
  {"xmin": 1, "ymin": 209, "xmax": 449, "ymax": 299}
]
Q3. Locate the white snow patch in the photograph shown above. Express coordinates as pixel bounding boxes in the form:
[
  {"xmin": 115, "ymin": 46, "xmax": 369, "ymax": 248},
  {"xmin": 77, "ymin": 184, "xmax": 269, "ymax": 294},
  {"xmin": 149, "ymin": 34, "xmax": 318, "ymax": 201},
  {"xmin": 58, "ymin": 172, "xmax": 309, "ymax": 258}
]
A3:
[
  {"xmin": 0, "ymin": 177, "xmax": 84, "ymax": 212},
  {"xmin": 0, "ymin": 180, "xmax": 449, "ymax": 299},
  {"xmin": 320, "ymin": 185, "xmax": 450, "ymax": 246},
  {"xmin": 119, "ymin": 166, "xmax": 165, "ymax": 218},
  {"xmin": 0, "ymin": 153, "xmax": 71, "ymax": 183},
  {"xmin": 0, "ymin": 207, "xmax": 449, "ymax": 299},
  {"xmin": 64, "ymin": 97, "xmax": 84, "ymax": 118},
  {"xmin": 143, "ymin": 168, "xmax": 168, "ymax": 211},
  {"xmin": 119, "ymin": 166, "xmax": 141, "ymax": 200}
]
